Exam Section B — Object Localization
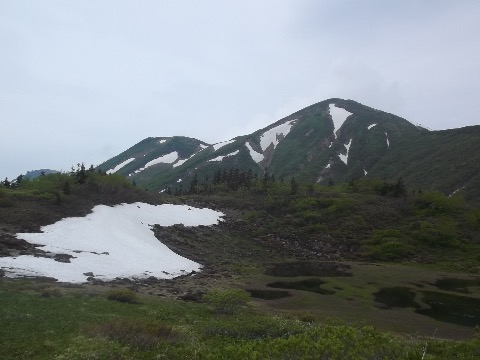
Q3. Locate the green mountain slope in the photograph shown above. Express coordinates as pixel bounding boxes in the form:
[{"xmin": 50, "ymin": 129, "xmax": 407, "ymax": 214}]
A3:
[{"xmin": 98, "ymin": 99, "xmax": 480, "ymax": 205}]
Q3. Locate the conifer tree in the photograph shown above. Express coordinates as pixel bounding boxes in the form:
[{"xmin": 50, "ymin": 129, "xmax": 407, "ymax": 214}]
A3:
[
  {"xmin": 75, "ymin": 163, "xmax": 87, "ymax": 184},
  {"xmin": 2, "ymin": 177, "xmax": 10, "ymax": 188}
]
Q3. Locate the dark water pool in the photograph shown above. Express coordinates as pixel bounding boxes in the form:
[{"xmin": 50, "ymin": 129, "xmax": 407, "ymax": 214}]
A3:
[
  {"xmin": 246, "ymin": 289, "xmax": 292, "ymax": 300},
  {"xmin": 265, "ymin": 262, "xmax": 352, "ymax": 277},
  {"xmin": 267, "ymin": 278, "xmax": 335, "ymax": 295},
  {"xmin": 416, "ymin": 291, "xmax": 480, "ymax": 327}
]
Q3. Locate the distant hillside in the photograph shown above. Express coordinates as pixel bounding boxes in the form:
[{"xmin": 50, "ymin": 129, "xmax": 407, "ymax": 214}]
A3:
[
  {"xmin": 98, "ymin": 99, "xmax": 480, "ymax": 205},
  {"xmin": 24, "ymin": 169, "xmax": 59, "ymax": 179}
]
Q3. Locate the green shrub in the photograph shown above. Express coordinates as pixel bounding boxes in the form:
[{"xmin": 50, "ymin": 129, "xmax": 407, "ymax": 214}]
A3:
[
  {"xmin": 203, "ymin": 288, "xmax": 250, "ymax": 315},
  {"xmin": 290, "ymin": 311, "xmax": 316, "ymax": 323},
  {"xmin": 366, "ymin": 229, "xmax": 414, "ymax": 261},
  {"xmin": 467, "ymin": 209, "xmax": 480, "ymax": 229},
  {"xmin": 106, "ymin": 289, "xmax": 140, "ymax": 304},
  {"xmin": 415, "ymin": 192, "xmax": 467, "ymax": 215},
  {"xmin": 411, "ymin": 220, "xmax": 459, "ymax": 247},
  {"xmin": 300, "ymin": 210, "xmax": 322, "ymax": 224}
]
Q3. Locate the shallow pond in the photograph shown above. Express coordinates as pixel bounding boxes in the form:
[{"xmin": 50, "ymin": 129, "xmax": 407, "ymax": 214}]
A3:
[
  {"xmin": 416, "ymin": 291, "xmax": 480, "ymax": 327},
  {"xmin": 267, "ymin": 279, "xmax": 335, "ymax": 295},
  {"xmin": 246, "ymin": 289, "xmax": 291, "ymax": 300},
  {"xmin": 431, "ymin": 277, "xmax": 480, "ymax": 294},
  {"xmin": 265, "ymin": 262, "xmax": 352, "ymax": 277},
  {"xmin": 374, "ymin": 287, "xmax": 420, "ymax": 309}
]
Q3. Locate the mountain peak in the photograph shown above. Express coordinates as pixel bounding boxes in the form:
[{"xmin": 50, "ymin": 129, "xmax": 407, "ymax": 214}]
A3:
[{"xmin": 98, "ymin": 99, "xmax": 480, "ymax": 205}]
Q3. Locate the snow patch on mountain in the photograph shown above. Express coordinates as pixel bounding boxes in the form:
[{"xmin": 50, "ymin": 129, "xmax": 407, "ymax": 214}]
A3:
[
  {"xmin": 173, "ymin": 159, "xmax": 188, "ymax": 168},
  {"xmin": 246, "ymin": 142, "xmax": 264, "ymax": 163},
  {"xmin": 385, "ymin": 132, "xmax": 390, "ymax": 148},
  {"xmin": 329, "ymin": 104, "xmax": 352, "ymax": 138},
  {"xmin": 368, "ymin": 124, "xmax": 377, "ymax": 130},
  {"xmin": 364, "ymin": 167, "xmax": 368, "ymax": 175},
  {"xmin": 209, "ymin": 150, "xmax": 239, "ymax": 162},
  {"xmin": 1, "ymin": 203, "xmax": 224, "ymax": 283},
  {"xmin": 107, "ymin": 158, "xmax": 135, "ymax": 174},
  {"xmin": 174, "ymin": 144, "xmax": 210, "ymax": 168},
  {"xmin": 339, "ymin": 139, "xmax": 352, "ymax": 165},
  {"xmin": 260, "ymin": 119, "xmax": 296, "ymax": 151},
  {"xmin": 135, "ymin": 152, "xmax": 179, "ymax": 173},
  {"xmin": 158, "ymin": 139, "xmax": 167, "ymax": 144},
  {"xmin": 213, "ymin": 139, "xmax": 235, "ymax": 151}
]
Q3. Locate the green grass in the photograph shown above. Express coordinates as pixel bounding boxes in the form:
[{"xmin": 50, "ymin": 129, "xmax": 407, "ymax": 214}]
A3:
[
  {"xmin": 2, "ymin": 169, "xmax": 480, "ymax": 358},
  {"xmin": 1, "ymin": 280, "xmax": 479, "ymax": 359}
]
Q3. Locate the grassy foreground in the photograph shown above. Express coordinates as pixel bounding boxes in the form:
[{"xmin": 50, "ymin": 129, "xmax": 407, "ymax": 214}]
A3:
[
  {"xmin": 2, "ymin": 172, "xmax": 480, "ymax": 358},
  {"xmin": 1, "ymin": 280, "xmax": 479, "ymax": 359}
]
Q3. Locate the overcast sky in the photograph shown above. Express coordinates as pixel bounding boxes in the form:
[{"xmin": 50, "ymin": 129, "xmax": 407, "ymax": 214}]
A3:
[{"xmin": 1, "ymin": 1, "xmax": 479, "ymax": 179}]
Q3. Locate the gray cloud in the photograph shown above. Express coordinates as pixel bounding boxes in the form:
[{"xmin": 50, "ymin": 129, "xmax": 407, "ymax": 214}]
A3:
[{"xmin": 1, "ymin": 1, "xmax": 479, "ymax": 179}]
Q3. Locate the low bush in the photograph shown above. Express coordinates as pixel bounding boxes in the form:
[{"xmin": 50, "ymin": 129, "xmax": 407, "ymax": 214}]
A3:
[
  {"xmin": 106, "ymin": 288, "xmax": 140, "ymax": 304},
  {"xmin": 40, "ymin": 287, "xmax": 62, "ymax": 298},
  {"xmin": 410, "ymin": 220, "xmax": 459, "ymax": 247},
  {"xmin": 366, "ymin": 229, "xmax": 414, "ymax": 261},
  {"xmin": 415, "ymin": 191, "xmax": 467, "ymax": 215},
  {"xmin": 203, "ymin": 288, "xmax": 250, "ymax": 315}
]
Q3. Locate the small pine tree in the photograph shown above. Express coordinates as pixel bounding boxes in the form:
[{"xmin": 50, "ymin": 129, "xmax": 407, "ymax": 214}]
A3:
[
  {"xmin": 75, "ymin": 163, "xmax": 87, "ymax": 184},
  {"xmin": 2, "ymin": 177, "xmax": 10, "ymax": 188},
  {"xmin": 16, "ymin": 174, "xmax": 24, "ymax": 186}
]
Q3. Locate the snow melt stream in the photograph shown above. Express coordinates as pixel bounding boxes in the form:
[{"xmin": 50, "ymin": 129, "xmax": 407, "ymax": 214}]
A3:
[{"xmin": 1, "ymin": 203, "xmax": 224, "ymax": 283}]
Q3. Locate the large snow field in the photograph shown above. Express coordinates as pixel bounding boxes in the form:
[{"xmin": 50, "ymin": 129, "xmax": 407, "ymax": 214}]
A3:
[
  {"xmin": 329, "ymin": 104, "xmax": 352, "ymax": 138},
  {"xmin": 1, "ymin": 203, "xmax": 224, "ymax": 283}
]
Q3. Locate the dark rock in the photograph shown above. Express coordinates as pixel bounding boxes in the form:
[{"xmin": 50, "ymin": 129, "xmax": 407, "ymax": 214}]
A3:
[
  {"xmin": 178, "ymin": 290, "xmax": 205, "ymax": 302},
  {"xmin": 83, "ymin": 272, "xmax": 94, "ymax": 277},
  {"xmin": 54, "ymin": 254, "xmax": 75, "ymax": 263}
]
